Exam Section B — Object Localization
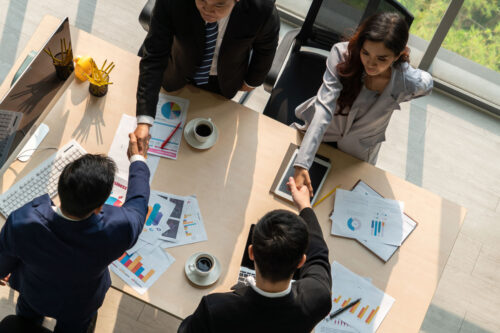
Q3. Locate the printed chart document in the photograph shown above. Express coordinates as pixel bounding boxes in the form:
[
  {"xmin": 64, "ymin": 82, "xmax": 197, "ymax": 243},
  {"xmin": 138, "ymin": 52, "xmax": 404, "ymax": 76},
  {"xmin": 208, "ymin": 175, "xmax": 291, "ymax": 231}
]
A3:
[
  {"xmin": 160, "ymin": 195, "xmax": 208, "ymax": 248},
  {"xmin": 331, "ymin": 189, "xmax": 404, "ymax": 246},
  {"xmin": 104, "ymin": 175, "xmax": 128, "ymax": 207},
  {"xmin": 110, "ymin": 246, "xmax": 175, "ymax": 295},
  {"xmin": 148, "ymin": 94, "xmax": 189, "ymax": 160},
  {"xmin": 347, "ymin": 181, "xmax": 417, "ymax": 261},
  {"xmin": 318, "ymin": 262, "xmax": 394, "ymax": 333},
  {"xmin": 315, "ymin": 318, "xmax": 358, "ymax": 333},
  {"xmin": 108, "ymin": 114, "xmax": 160, "ymax": 183}
]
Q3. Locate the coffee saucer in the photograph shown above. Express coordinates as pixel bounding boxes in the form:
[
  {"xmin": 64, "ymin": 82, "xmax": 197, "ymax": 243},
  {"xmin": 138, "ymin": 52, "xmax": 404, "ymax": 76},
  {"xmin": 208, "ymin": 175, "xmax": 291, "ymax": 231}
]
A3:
[
  {"xmin": 184, "ymin": 118, "xmax": 218, "ymax": 150},
  {"xmin": 185, "ymin": 252, "xmax": 221, "ymax": 287}
]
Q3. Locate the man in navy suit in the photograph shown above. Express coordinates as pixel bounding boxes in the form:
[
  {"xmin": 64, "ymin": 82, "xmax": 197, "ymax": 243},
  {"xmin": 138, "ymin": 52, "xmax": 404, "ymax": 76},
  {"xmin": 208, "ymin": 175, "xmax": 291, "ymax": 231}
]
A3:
[{"xmin": 0, "ymin": 133, "xmax": 150, "ymax": 333}]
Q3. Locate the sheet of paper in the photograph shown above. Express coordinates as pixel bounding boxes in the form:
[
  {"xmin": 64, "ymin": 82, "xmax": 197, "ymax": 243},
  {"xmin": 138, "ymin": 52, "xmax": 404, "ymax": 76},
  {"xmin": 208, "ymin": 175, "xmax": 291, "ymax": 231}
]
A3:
[
  {"xmin": 148, "ymin": 94, "xmax": 189, "ymax": 160},
  {"xmin": 328, "ymin": 262, "xmax": 395, "ymax": 333},
  {"xmin": 104, "ymin": 175, "xmax": 128, "ymax": 207},
  {"xmin": 331, "ymin": 182, "xmax": 417, "ymax": 261},
  {"xmin": 110, "ymin": 246, "xmax": 175, "ymax": 295},
  {"xmin": 315, "ymin": 318, "xmax": 358, "ymax": 333},
  {"xmin": 108, "ymin": 114, "xmax": 160, "ymax": 184},
  {"xmin": 138, "ymin": 191, "xmax": 177, "ymax": 245},
  {"xmin": 160, "ymin": 195, "xmax": 208, "ymax": 249},
  {"xmin": 331, "ymin": 189, "xmax": 404, "ymax": 246}
]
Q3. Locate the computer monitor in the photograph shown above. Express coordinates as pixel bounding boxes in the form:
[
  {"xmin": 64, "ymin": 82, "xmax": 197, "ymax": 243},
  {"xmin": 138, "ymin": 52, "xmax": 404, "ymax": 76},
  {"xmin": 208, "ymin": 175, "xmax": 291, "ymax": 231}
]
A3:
[{"xmin": 0, "ymin": 17, "xmax": 73, "ymax": 169}]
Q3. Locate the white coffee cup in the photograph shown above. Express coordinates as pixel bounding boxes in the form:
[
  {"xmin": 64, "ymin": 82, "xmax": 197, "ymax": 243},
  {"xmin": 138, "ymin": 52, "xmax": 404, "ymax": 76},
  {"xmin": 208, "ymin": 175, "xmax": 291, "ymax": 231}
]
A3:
[
  {"xmin": 193, "ymin": 118, "xmax": 214, "ymax": 143},
  {"xmin": 188, "ymin": 253, "xmax": 216, "ymax": 277}
]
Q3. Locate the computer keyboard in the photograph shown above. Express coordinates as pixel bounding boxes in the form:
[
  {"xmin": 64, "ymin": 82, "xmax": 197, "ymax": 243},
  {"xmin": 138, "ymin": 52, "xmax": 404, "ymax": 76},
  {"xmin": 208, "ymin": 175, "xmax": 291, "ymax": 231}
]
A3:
[
  {"xmin": 0, "ymin": 140, "xmax": 87, "ymax": 218},
  {"xmin": 237, "ymin": 267, "xmax": 256, "ymax": 285},
  {"xmin": 0, "ymin": 110, "xmax": 22, "ymax": 163}
]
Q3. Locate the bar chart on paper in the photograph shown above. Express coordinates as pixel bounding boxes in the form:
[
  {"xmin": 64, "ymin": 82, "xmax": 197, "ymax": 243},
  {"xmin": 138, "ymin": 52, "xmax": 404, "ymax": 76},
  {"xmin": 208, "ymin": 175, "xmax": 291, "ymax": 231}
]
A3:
[
  {"xmin": 333, "ymin": 295, "xmax": 380, "ymax": 324},
  {"xmin": 330, "ymin": 262, "xmax": 395, "ymax": 333},
  {"xmin": 118, "ymin": 253, "xmax": 155, "ymax": 282},
  {"xmin": 110, "ymin": 246, "xmax": 175, "ymax": 294}
]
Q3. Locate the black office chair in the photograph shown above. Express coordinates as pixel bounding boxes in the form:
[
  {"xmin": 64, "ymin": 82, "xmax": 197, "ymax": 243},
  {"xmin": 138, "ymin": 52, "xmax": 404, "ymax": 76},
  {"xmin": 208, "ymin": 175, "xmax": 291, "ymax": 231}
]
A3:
[
  {"xmin": 263, "ymin": 0, "xmax": 413, "ymax": 125},
  {"xmin": 0, "ymin": 315, "xmax": 52, "ymax": 333},
  {"xmin": 139, "ymin": 0, "xmax": 156, "ymax": 32}
]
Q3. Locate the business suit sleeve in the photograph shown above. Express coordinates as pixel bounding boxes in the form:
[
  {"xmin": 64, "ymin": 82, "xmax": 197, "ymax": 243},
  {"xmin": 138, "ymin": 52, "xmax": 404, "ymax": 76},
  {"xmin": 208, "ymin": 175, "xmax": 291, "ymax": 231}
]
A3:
[
  {"xmin": 137, "ymin": 0, "xmax": 174, "ymax": 119},
  {"xmin": 295, "ymin": 207, "xmax": 332, "ymax": 318},
  {"xmin": 178, "ymin": 296, "xmax": 211, "ymax": 333},
  {"xmin": 243, "ymin": 5, "xmax": 280, "ymax": 87},
  {"xmin": 122, "ymin": 161, "xmax": 151, "ymax": 248},
  {"xmin": 0, "ymin": 216, "xmax": 20, "ymax": 278},
  {"xmin": 293, "ymin": 44, "xmax": 344, "ymax": 170}
]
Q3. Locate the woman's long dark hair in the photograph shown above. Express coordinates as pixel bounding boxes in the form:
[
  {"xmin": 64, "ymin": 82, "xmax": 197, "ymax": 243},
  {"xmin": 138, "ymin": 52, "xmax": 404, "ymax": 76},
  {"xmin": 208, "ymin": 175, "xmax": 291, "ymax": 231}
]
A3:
[{"xmin": 336, "ymin": 12, "xmax": 410, "ymax": 114}]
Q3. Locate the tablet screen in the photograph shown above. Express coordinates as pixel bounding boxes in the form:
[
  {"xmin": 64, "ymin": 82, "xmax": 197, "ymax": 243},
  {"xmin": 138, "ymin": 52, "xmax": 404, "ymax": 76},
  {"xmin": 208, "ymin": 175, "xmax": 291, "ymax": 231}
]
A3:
[{"xmin": 276, "ymin": 150, "xmax": 330, "ymax": 203}]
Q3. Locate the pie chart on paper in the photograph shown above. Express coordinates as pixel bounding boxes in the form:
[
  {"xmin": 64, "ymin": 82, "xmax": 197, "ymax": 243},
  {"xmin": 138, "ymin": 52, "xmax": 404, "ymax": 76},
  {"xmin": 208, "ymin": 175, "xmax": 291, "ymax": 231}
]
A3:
[{"xmin": 161, "ymin": 102, "xmax": 182, "ymax": 120}]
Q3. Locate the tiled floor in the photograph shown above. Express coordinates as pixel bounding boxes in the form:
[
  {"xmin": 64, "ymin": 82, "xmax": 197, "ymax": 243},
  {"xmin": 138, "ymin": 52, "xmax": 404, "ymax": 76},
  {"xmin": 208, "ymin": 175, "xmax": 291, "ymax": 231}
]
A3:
[{"xmin": 0, "ymin": 1, "xmax": 499, "ymax": 332}]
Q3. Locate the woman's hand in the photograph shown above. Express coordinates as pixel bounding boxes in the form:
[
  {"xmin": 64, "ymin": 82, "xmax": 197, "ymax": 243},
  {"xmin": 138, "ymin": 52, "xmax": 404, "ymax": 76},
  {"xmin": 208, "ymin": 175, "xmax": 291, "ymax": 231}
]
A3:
[{"xmin": 293, "ymin": 166, "xmax": 313, "ymax": 197}]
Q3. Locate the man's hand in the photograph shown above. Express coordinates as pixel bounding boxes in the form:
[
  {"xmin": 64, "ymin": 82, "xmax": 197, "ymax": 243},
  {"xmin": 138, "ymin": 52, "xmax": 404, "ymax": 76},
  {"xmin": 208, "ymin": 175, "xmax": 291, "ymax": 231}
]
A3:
[
  {"xmin": 128, "ymin": 132, "xmax": 147, "ymax": 159},
  {"xmin": 239, "ymin": 82, "xmax": 255, "ymax": 92},
  {"xmin": 134, "ymin": 124, "xmax": 151, "ymax": 157},
  {"xmin": 0, "ymin": 274, "xmax": 10, "ymax": 286},
  {"xmin": 287, "ymin": 177, "xmax": 312, "ymax": 211},
  {"xmin": 294, "ymin": 166, "xmax": 313, "ymax": 197}
]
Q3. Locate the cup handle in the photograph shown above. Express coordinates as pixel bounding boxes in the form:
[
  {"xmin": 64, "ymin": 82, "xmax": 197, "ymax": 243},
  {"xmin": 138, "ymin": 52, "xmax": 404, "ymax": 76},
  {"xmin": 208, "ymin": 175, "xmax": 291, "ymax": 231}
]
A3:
[{"xmin": 188, "ymin": 263, "xmax": 195, "ymax": 272}]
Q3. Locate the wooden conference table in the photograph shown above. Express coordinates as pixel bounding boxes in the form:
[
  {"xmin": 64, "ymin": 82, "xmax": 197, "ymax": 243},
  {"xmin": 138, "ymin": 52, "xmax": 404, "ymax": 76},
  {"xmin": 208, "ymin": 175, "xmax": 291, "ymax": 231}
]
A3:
[{"xmin": 0, "ymin": 16, "xmax": 466, "ymax": 332}]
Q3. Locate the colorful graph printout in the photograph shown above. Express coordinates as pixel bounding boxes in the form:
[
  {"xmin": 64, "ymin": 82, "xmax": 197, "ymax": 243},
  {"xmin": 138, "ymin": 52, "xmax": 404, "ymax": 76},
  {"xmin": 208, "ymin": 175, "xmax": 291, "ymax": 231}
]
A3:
[
  {"xmin": 331, "ymin": 181, "xmax": 417, "ymax": 262},
  {"xmin": 105, "ymin": 175, "xmax": 128, "ymax": 208},
  {"xmin": 160, "ymin": 195, "xmax": 208, "ymax": 248},
  {"xmin": 110, "ymin": 246, "xmax": 175, "ymax": 294},
  {"xmin": 331, "ymin": 189, "xmax": 404, "ymax": 246},
  {"xmin": 139, "ymin": 191, "xmax": 177, "ymax": 245},
  {"xmin": 327, "ymin": 261, "xmax": 394, "ymax": 333},
  {"xmin": 149, "ymin": 94, "xmax": 189, "ymax": 160}
]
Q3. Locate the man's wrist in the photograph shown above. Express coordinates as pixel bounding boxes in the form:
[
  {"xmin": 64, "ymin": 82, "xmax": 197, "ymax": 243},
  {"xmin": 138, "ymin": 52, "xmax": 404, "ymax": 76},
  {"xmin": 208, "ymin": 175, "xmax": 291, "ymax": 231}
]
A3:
[
  {"xmin": 137, "ymin": 115, "xmax": 154, "ymax": 126},
  {"xmin": 130, "ymin": 154, "xmax": 146, "ymax": 163}
]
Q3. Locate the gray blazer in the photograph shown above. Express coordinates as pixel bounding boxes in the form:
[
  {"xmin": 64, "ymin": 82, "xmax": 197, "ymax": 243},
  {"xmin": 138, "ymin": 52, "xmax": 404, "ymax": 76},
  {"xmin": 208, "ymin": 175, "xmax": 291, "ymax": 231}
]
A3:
[{"xmin": 292, "ymin": 42, "xmax": 433, "ymax": 169}]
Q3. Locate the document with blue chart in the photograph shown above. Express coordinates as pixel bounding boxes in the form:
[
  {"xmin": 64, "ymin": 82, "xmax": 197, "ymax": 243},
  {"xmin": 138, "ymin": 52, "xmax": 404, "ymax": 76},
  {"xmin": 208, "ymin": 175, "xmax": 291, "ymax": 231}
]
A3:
[{"xmin": 330, "ymin": 189, "xmax": 404, "ymax": 246}]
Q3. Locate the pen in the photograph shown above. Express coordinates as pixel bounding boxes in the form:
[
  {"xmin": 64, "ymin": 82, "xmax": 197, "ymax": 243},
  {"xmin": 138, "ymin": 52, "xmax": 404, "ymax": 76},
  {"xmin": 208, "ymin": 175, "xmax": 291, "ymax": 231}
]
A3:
[
  {"xmin": 161, "ymin": 122, "xmax": 181, "ymax": 149},
  {"xmin": 313, "ymin": 185, "xmax": 341, "ymax": 208},
  {"xmin": 327, "ymin": 298, "xmax": 361, "ymax": 320}
]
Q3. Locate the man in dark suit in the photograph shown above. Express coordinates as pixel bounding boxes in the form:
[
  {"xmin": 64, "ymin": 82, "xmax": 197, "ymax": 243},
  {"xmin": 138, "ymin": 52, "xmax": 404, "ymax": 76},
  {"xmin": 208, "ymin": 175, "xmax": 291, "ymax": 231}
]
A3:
[
  {"xmin": 0, "ymin": 134, "xmax": 150, "ymax": 333},
  {"xmin": 134, "ymin": 0, "xmax": 280, "ymax": 151},
  {"xmin": 178, "ymin": 177, "xmax": 332, "ymax": 332}
]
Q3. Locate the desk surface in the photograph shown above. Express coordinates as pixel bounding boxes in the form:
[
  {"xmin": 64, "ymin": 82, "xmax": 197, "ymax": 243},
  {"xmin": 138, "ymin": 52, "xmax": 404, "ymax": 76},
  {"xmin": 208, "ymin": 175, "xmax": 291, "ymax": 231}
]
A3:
[{"xmin": 0, "ymin": 16, "xmax": 466, "ymax": 332}]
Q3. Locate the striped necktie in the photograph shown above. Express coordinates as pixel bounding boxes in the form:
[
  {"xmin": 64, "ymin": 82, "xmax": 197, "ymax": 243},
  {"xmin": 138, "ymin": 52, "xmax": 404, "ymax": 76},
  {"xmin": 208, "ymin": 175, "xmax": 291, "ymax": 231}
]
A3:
[{"xmin": 193, "ymin": 22, "xmax": 218, "ymax": 86}]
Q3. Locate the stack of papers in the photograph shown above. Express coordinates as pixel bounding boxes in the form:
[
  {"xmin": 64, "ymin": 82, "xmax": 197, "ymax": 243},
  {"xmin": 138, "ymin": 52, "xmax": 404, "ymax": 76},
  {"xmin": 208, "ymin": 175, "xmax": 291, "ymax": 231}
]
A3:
[
  {"xmin": 108, "ymin": 187, "xmax": 207, "ymax": 294},
  {"xmin": 148, "ymin": 94, "xmax": 189, "ymax": 160},
  {"xmin": 315, "ymin": 262, "xmax": 395, "ymax": 333},
  {"xmin": 330, "ymin": 181, "xmax": 417, "ymax": 261}
]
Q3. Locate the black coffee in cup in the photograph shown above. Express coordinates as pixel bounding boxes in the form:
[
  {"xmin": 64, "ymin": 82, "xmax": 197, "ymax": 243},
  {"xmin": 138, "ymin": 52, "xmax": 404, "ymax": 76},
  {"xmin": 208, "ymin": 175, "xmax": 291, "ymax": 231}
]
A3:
[
  {"xmin": 195, "ymin": 256, "xmax": 213, "ymax": 272},
  {"xmin": 195, "ymin": 124, "xmax": 212, "ymax": 137}
]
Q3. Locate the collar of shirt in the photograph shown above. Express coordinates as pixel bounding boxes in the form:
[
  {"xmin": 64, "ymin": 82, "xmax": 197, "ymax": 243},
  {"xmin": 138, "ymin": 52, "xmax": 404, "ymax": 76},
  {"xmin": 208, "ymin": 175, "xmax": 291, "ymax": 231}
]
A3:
[
  {"xmin": 246, "ymin": 276, "xmax": 293, "ymax": 298},
  {"xmin": 52, "ymin": 206, "xmax": 82, "ymax": 221}
]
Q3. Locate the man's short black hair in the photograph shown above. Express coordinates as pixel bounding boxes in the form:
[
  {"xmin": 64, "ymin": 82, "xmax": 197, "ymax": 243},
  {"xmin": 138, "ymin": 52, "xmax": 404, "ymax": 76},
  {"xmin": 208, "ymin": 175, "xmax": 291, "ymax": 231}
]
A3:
[
  {"xmin": 252, "ymin": 209, "xmax": 309, "ymax": 282},
  {"xmin": 58, "ymin": 154, "xmax": 116, "ymax": 219}
]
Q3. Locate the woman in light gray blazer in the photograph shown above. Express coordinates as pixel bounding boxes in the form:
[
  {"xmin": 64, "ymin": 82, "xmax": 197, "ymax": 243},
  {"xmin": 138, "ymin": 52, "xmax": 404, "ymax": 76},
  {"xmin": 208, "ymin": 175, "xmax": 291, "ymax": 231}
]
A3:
[{"xmin": 292, "ymin": 13, "xmax": 433, "ymax": 194}]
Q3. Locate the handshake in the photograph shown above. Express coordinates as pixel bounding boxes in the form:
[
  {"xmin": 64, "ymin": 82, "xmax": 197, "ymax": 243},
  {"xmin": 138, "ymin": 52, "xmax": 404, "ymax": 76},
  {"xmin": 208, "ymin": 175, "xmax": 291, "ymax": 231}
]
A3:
[{"xmin": 127, "ymin": 132, "xmax": 150, "ymax": 160}]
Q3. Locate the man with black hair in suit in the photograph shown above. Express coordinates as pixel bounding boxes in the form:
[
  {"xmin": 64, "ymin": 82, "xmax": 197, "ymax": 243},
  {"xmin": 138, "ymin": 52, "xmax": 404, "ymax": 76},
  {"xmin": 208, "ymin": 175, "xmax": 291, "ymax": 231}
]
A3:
[
  {"xmin": 0, "ymin": 134, "xmax": 150, "ymax": 333},
  {"xmin": 134, "ymin": 0, "xmax": 280, "ymax": 152},
  {"xmin": 178, "ymin": 176, "xmax": 332, "ymax": 332}
]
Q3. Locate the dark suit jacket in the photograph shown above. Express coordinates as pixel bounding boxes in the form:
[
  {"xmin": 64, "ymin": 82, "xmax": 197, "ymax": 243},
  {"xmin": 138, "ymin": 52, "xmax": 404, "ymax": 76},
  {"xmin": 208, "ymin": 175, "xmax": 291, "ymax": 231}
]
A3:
[
  {"xmin": 178, "ymin": 208, "xmax": 332, "ymax": 333},
  {"xmin": 0, "ymin": 161, "xmax": 150, "ymax": 322},
  {"xmin": 137, "ymin": 0, "xmax": 280, "ymax": 118}
]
